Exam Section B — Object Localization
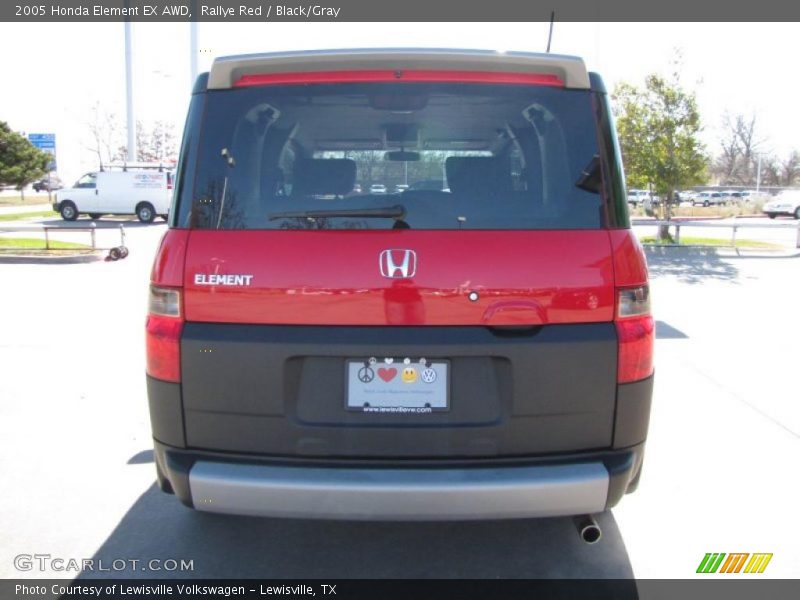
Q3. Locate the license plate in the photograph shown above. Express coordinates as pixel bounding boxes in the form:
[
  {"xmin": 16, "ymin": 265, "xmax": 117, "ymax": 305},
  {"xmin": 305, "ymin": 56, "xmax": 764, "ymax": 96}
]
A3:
[{"xmin": 345, "ymin": 358, "xmax": 449, "ymax": 413}]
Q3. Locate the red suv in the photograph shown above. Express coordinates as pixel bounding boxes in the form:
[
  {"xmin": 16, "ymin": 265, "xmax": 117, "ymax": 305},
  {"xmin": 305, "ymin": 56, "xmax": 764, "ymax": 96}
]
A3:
[{"xmin": 146, "ymin": 49, "xmax": 653, "ymax": 531}]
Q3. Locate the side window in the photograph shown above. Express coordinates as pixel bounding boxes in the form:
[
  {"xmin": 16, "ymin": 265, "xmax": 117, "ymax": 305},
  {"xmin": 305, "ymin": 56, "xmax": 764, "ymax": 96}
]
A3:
[{"xmin": 75, "ymin": 174, "xmax": 97, "ymax": 189}]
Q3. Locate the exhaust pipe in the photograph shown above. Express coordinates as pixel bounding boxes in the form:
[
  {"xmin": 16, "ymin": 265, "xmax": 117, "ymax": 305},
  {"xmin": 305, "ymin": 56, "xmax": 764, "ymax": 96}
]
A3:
[{"xmin": 573, "ymin": 514, "xmax": 602, "ymax": 544}]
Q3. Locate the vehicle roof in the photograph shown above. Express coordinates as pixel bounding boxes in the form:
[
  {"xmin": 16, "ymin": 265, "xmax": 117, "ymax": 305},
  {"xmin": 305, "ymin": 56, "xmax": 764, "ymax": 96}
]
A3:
[
  {"xmin": 97, "ymin": 170, "xmax": 168, "ymax": 175},
  {"xmin": 208, "ymin": 48, "xmax": 591, "ymax": 90}
]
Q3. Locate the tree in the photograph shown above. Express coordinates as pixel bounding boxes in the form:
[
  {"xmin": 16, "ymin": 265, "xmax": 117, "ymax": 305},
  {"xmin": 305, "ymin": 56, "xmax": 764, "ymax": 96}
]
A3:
[
  {"xmin": 110, "ymin": 119, "xmax": 178, "ymax": 165},
  {"xmin": 757, "ymin": 154, "xmax": 780, "ymax": 187},
  {"xmin": 85, "ymin": 102, "xmax": 126, "ymax": 169},
  {"xmin": 778, "ymin": 150, "xmax": 800, "ymax": 187},
  {"xmin": 711, "ymin": 112, "xmax": 766, "ymax": 185},
  {"xmin": 726, "ymin": 148, "xmax": 799, "ymax": 188},
  {"xmin": 613, "ymin": 64, "xmax": 707, "ymax": 239},
  {"xmin": 0, "ymin": 121, "xmax": 50, "ymax": 201},
  {"xmin": 135, "ymin": 120, "xmax": 178, "ymax": 164},
  {"xmin": 85, "ymin": 103, "xmax": 180, "ymax": 168}
]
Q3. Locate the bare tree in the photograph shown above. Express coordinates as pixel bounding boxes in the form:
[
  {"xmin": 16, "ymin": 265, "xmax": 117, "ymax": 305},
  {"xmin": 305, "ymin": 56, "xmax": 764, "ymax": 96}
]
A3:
[
  {"xmin": 734, "ymin": 114, "xmax": 765, "ymax": 184},
  {"xmin": 714, "ymin": 113, "xmax": 741, "ymax": 183},
  {"xmin": 779, "ymin": 150, "xmax": 800, "ymax": 186},
  {"xmin": 84, "ymin": 102, "xmax": 125, "ymax": 169},
  {"xmin": 712, "ymin": 112, "xmax": 767, "ymax": 185},
  {"xmin": 730, "ymin": 149, "xmax": 799, "ymax": 188},
  {"xmin": 756, "ymin": 154, "xmax": 780, "ymax": 187},
  {"xmin": 135, "ymin": 120, "xmax": 178, "ymax": 164}
]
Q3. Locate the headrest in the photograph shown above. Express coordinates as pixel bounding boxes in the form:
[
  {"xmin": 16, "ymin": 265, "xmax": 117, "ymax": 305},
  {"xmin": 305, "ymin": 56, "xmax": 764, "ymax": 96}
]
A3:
[
  {"xmin": 445, "ymin": 156, "xmax": 512, "ymax": 197},
  {"xmin": 291, "ymin": 159, "xmax": 356, "ymax": 196}
]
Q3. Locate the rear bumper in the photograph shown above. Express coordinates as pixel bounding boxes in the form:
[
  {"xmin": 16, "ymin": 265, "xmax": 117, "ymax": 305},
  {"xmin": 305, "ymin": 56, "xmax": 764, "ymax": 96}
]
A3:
[{"xmin": 153, "ymin": 441, "xmax": 645, "ymax": 520}]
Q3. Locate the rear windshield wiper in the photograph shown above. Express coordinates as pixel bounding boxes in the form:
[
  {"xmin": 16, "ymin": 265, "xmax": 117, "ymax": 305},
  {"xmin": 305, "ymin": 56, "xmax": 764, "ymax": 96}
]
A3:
[{"xmin": 268, "ymin": 204, "xmax": 406, "ymax": 221}]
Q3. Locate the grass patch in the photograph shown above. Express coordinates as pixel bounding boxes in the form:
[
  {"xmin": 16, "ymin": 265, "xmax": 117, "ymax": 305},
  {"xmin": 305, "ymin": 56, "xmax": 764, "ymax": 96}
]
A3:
[
  {"xmin": 641, "ymin": 236, "xmax": 781, "ymax": 249},
  {"xmin": 0, "ymin": 211, "xmax": 58, "ymax": 221},
  {"xmin": 0, "ymin": 194, "xmax": 52, "ymax": 206},
  {"xmin": 0, "ymin": 237, "xmax": 90, "ymax": 250},
  {"xmin": 630, "ymin": 204, "xmax": 766, "ymax": 219}
]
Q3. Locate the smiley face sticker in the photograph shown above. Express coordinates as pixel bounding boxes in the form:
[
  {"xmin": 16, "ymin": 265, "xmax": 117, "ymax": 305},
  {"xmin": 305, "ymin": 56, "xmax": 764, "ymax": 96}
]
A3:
[{"xmin": 401, "ymin": 367, "xmax": 418, "ymax": 384}]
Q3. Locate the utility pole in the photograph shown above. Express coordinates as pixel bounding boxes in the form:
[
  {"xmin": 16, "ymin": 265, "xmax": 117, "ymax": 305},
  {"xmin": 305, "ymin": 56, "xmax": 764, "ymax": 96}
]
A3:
[
  {"xmin": 152, "ymin": 70, "xmax": 172, "ymax": 162},
  {"xmin": 190, "ymin": 5, "xmax": 198, "ymax": 88},
  {"xmin": 756, "ymin": 153, "xmax": 762, "ymax": 193},
  {"xmin": 124, "ymin": 20, "xmax": 136, "ymax": 162}
]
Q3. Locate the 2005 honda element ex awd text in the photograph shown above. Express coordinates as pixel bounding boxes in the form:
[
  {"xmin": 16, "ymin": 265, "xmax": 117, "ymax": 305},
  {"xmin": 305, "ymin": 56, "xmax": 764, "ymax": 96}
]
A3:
[{"xmin": 146, "ymin": 49, "xmax": 654, "ymax": 527}]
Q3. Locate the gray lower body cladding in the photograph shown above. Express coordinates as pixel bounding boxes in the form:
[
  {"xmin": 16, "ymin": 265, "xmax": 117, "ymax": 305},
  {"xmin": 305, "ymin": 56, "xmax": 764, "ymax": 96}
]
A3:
[
  {"xmin": 147, "ymin": 323, "xmax": 652, "ymax": 518},
  {"xmin": 188, "ymin": 461, "xmax": 609, "ymax": 520},
  {"xmin": 153, "ymin": 441, "xmax": 645, "ymax": 519}
]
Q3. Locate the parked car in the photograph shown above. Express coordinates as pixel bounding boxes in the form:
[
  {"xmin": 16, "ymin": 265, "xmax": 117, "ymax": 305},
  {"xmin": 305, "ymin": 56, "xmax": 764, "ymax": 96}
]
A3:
[
  {"xmin": 408, "ymin": 179, "xmax": 447, "ymax": 191},
  {"xmin": 32, "ymin": 176, "xmax": 62, "ymax": 192},
  {"xmin": 740, "ymin": 190, "xmax": 769, "ymax": 203},
  {"xmin": 394, "ymin": 184, "xmax": 410, "ymax": 193},
  {"xmin": 723, "ymin": 190, "xmax": 740, "ymax": 200},
  {"xmin": 763, "ymin": 191, "xmax": 800, "ymax": 219},
  {"xmin": 53, "ymin": 167, "xmax": 173, "ymax": 222},
  {"xmin": 693, "ymin": 191, "xmax": 727, "ymax": 206},
  {"xmin": 627, "ymin": 189, "xmax": 661, "ymax": 207},
  {"xmin": 369, "ymin": 183, "xmax": 388, "ymax": 194},
  {"xmin": 626, "ymin": 189, "xmax": 649, "ymax": 206},
  {"xmin": 146, "ymin": 49, "xmax": 653, "ymax": 527}
]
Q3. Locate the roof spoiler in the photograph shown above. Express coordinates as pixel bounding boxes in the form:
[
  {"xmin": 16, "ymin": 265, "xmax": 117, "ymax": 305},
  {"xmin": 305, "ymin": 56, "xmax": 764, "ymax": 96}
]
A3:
[{"xmin": 208, "ymin": 48, "xmax": 591, "ymax": 90}]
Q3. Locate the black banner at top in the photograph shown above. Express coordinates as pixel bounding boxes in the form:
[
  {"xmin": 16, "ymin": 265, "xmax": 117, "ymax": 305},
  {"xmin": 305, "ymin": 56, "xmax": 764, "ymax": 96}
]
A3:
[{"xmin": 3, "ymin": 0, "xmax": 800, "ymax": 22}]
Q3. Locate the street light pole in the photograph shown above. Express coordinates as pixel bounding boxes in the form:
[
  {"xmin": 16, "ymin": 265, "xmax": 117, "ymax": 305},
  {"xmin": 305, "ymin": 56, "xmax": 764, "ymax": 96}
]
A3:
[
  {"xmin": 756, "ymin": 153, "xmax": 762, "ymax": 193},
  {"xmin": 190, "ymin": 12, "xmax": 198, "ymax": 88},
  {"xmin": 153, "ymin": 70, "xmax": 172, "ymax": 163},
  {"xmin": 124, "ymin": 20, "xmax": 136, "ymax": 163}
]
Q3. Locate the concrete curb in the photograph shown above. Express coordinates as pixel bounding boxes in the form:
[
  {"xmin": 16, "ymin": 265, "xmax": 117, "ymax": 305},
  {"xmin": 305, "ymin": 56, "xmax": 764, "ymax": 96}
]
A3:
[
  {"xmin": 0, "ymin": 251, "xmax": 103, "ymax": 265},
  {"xmin": 634, "ymin": 215, "xmax": 767, "ymax": 222},
  {"xmin": 643, "ymin": 245, "xmax": 800, "ymax": 258}
]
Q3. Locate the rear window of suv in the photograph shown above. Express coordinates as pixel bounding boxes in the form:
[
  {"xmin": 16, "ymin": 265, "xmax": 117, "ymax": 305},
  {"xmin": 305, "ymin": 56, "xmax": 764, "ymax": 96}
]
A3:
[{"xmin": 179, "ymin": 82, "xmax": 605, "ymax": 230}]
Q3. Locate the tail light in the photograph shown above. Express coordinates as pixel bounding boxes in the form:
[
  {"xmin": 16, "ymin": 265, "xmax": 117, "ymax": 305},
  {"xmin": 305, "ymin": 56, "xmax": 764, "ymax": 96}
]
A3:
[
  {"xmin": 166, "ymin": 173, "xmax": 174, "ymax": 190},
  {"xmin": 615, "ymin": 285, "xmax": 654, "ymax": 384},
  {"xmin": 146, "ymin": 285, "xmax": 183, "ymax": 382}
]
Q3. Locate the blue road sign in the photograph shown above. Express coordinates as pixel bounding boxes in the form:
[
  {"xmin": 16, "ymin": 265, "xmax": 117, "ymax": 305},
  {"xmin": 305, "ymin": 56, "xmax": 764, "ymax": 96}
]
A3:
[
  {"xmin": 28, "ymin": 133, "xmax": 56, "ymax": 170},
  {"xmin": 28, "ymin": 133, "xmax": 56, "ymax": 150}
]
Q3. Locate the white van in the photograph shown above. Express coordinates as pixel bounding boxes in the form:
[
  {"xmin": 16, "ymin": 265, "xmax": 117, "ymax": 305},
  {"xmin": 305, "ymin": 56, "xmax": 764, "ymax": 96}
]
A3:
[{"xmin": 53, "ymin": 167, "xmax": 173, "ymax": 222}]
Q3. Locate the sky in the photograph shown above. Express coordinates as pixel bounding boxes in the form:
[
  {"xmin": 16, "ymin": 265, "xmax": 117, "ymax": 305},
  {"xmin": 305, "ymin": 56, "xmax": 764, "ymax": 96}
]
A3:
[{"xmin": 0, "ymin": 21, "xmax": 798, "ymax": 183}]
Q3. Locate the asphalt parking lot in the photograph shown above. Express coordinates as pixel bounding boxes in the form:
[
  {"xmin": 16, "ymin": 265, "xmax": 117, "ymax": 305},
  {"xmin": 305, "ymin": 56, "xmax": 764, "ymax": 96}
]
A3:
[{"xmin": 0, "ymin": 218, "xmax": 798, "ymax": 579}]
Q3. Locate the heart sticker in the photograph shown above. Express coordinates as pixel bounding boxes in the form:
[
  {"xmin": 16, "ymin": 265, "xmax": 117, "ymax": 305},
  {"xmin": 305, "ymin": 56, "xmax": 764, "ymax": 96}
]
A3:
[{"xmin": 377, "ymin": 367, "xmax": 397, "ymax": 382}]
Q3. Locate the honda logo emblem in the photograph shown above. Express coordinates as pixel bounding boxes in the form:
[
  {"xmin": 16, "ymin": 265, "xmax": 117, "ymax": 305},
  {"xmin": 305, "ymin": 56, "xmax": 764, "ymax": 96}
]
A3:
[{"xmin": 379, "ymin": 249, "xmax": 417, "ymax": 279}]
